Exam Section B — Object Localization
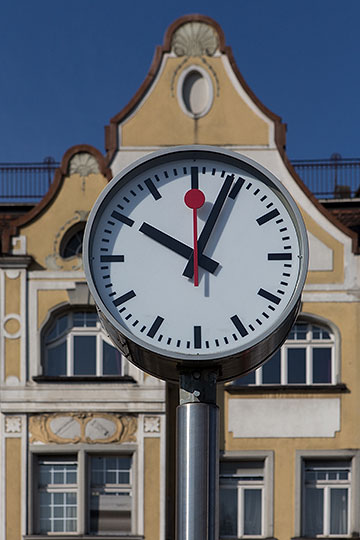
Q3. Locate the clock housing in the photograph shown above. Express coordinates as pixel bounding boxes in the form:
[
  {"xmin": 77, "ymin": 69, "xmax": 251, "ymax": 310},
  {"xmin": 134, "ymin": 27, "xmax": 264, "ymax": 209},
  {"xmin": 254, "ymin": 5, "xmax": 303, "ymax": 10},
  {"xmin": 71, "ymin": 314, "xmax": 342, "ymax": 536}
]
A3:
[{"xmin": 84, "ymin": 146, "xmax": 308, "ymax": 382}]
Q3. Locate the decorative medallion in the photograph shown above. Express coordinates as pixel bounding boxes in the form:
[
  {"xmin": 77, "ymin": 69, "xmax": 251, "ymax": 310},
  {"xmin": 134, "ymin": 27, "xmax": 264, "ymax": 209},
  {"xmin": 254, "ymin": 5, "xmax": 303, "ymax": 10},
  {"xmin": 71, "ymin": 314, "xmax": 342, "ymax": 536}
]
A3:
[
  {"xmin": 29, "ymin": 413, "xmax": 137, "ymax": 444},
  {"xmin": 68, "ymin": 152, "xmax": 100, "ymax": 177},
  {"xmin": 144, "ymin": 416, "xmax": 161, "ymax": 433},
  {"xmin": 5, "ymin": 416, "xmax": 22, "ymax": 433},
  {"xmin": 171, "ymin": 22, "xmax": 219, "ymax": 57}
]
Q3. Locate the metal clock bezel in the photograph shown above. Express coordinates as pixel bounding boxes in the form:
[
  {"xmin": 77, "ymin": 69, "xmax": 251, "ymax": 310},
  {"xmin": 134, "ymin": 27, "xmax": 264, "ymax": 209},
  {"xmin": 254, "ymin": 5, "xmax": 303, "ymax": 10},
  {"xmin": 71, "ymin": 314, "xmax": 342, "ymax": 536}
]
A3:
[{"xmin": 83, "ymin": 146, "xmax": 308, "ymax": 382}]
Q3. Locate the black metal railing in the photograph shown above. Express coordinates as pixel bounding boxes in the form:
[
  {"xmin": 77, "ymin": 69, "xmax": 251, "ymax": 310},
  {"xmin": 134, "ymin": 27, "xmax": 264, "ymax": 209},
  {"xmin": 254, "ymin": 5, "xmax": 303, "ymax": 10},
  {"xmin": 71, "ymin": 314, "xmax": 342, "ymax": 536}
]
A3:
[
  {"xmin": 292, "ymin": 155, "xmax": 360, "ymax": 199},
  {"xmin": 0, "ymin": 158, "xmax": 59, "ymax": 202},
  {"xmin": 1, "ymin": 155, "xmax": 360, "ymax": 202}
]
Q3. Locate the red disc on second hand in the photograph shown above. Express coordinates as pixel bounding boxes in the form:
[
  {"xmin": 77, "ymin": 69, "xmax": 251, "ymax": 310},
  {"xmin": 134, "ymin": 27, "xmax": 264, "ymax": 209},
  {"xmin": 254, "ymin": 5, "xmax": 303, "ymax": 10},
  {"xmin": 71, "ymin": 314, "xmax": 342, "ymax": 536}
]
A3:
[{"xmin": 184, "ymin": 188, "xmax": 205, "ymax": 209}]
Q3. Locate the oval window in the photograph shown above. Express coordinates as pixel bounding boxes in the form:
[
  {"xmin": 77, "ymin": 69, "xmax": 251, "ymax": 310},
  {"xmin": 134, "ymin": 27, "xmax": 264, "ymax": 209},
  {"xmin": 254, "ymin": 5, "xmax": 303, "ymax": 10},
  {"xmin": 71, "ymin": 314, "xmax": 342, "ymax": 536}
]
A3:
[{"xmin": 178, "ymin": 67, "xmax": 213, "ymax": 118}]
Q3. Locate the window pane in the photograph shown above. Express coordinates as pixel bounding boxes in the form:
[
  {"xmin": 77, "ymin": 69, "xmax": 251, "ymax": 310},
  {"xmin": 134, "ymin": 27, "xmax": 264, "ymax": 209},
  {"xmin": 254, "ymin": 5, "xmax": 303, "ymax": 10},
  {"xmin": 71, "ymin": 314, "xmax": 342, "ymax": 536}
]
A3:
[
  {"xmin": 244, "ymin": 489, "xmax": 262, "ymax": 535},
  {"xmin": 74, "ymin": 336, "xmax": 96, "ymax": 375},
  {"xmin": 312, "ymin": 326, "xmax": 330, "ymax": 339},
  {"xmin": 219, "ymin": 486, "xmax": 237, "ymax": 537},
  {"xmin": 73, "ymin": 311, "xmax": 98, "ymax": 327},
  {"xmin": 90, "ymin": 455, "xmax": 132, "ymax": 534},
  {"xmin": 330, "ymin": 489, "xmax": 348, "ymax": 535},
  {"xmin": 46, "ymin": 315, "xmax": 68, "ymax": 342},
  {"xmin": 304, "ymin": 487, "xmax": 324, "ymax": 536},
  {"xmin": 45, "ymin": 341, "xmax": 66, "ymax": 376},
  {"xmin": 103, "ymin": 341, "xmax": 122, "ymax": 375},
  {"xmin": 233, "ymin": 371, "xmax": 255, "ymax": 385},
  {"xmin": 313, "ymin": 348, "xmax": 332, "ymax": 383},
  {"xmin": 288, "ymin": 323, "xmax": 307, "ymax": 340},
  {"xmin": 262, "ymin": 350, "xmax": 280, "ymax": 384},
  {"xmin": 37, "ymin": 457, "xmax": 77, "ymax": 534},
  {"xmin": 287, "ymin": 348, "xmax": 306, "ymax": 383}
]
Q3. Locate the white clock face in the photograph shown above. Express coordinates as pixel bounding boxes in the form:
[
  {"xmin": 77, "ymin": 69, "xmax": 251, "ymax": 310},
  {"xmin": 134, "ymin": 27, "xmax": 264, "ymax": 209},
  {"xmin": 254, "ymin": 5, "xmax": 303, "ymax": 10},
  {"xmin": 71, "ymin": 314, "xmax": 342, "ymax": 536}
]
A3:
[{"xmin": 85, "ymin": 148, "xmax": 307, "ymax": 365}]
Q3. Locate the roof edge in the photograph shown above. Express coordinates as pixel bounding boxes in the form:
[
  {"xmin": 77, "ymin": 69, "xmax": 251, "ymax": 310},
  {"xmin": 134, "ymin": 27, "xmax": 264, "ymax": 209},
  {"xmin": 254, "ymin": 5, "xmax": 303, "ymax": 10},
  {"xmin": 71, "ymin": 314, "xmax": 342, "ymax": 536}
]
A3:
[{"xmin": 0, "ymin": 144, "xmax": 112, "ymax": 254}]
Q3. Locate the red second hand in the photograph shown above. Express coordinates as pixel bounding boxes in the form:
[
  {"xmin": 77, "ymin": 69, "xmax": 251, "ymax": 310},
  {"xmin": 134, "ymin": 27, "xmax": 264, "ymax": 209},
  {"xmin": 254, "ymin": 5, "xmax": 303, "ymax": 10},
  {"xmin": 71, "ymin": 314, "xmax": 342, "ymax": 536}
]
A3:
[{"xmin": 184, "ymin": 188, "xmax": 205, "ymax": 286}]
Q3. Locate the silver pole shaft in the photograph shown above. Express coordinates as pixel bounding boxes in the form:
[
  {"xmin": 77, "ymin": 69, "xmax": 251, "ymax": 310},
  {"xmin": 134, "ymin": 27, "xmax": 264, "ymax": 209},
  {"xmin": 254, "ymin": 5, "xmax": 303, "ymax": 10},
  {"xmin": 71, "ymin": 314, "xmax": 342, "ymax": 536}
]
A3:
[{"xmin": 176, "ymin": 396, "xmax": 219, "ymax": 540}]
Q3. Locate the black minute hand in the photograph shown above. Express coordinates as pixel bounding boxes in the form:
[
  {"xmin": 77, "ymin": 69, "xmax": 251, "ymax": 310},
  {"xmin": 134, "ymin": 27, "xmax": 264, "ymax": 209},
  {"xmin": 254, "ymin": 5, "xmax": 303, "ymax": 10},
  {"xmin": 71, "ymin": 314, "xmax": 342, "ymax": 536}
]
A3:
[
  {"xmin": 183, "ymin": 174, "xmax": 234, "ymax": 278},
  {"xmin": 139, "ymin": 222, "xmax": 219, "ymax": 274}
]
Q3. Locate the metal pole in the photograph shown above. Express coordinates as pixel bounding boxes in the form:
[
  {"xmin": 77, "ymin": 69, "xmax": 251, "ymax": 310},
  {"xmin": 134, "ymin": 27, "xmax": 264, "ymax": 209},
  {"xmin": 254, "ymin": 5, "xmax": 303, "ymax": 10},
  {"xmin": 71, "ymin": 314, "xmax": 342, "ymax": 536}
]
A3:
[{"xmin": 176, "ymin": 370, "xmax": 219, "ymax": 540}]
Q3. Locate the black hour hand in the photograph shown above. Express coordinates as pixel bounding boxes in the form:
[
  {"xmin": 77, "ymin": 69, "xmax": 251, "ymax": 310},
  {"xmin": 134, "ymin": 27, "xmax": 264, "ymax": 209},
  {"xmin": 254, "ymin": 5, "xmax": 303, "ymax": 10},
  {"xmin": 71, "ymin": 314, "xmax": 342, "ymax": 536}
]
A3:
[{"xmin": 139, "ymin": 222, "xmax": 219, "ymax": 274}]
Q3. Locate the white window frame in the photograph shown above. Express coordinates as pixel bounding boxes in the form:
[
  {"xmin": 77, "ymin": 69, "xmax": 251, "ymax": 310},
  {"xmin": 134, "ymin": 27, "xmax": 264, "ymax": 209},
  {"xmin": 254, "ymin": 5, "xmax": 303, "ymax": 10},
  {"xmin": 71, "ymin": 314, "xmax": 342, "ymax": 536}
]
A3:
[
  {"xmin": 29, "ymin": 444, "xmax": 138, "ymax": 538},
  {"xmin": 220, "ymin": 451, "xmax": 274, "ymax": 539},
  {"xmin": 295, "ymin": 450, "xmax": 360, "ymax": 538},
  {"xmin": 236, "ymin": 314, "xmax": 339, "ymax": 387},
  {"xmin": 43, "ymin": 310, "xmax": 127, "ymax": 377}
]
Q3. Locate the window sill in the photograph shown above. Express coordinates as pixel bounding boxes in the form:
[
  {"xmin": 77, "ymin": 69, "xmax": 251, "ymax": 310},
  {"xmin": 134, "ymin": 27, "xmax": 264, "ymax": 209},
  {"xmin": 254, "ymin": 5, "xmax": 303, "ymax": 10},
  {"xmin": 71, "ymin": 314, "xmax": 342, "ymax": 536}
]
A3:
[
  {"xmin": 292, "ymin": 537, "xmax": 358, "ymax": 540},
  {"xmin": 23, "ymin": 533, "xmax": 145, "ymax": 540},
  {"xmin": 225, "ymin": 383, "xmax": 349, "ymax": 394},
  {"xmin": 32, "ymin": 375, "xmax": 137, "ymax": 384}
]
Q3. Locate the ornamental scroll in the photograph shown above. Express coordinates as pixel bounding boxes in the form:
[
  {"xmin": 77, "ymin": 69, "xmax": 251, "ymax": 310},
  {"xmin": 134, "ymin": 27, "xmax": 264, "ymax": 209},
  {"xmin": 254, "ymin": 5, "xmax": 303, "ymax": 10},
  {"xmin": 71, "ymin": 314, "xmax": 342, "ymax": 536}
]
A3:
[{"xmin": 29, "ymin": 413, "xmax": 137, "ymax": 444}]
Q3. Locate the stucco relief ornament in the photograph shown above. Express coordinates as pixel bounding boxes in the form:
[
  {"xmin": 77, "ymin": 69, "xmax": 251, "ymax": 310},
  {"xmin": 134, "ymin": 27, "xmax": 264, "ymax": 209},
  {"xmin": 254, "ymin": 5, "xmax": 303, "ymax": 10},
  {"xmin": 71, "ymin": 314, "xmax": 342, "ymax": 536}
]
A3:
[
  {"xmin": 5, "ymin": 416, "xmax": 22, "ymax": 433},
  {"xmin": 144, "ymin": 416, "xmax": 161, "ymax": 433},
  {"xmin": 69, "ymin": 152, "xmax": 100, "ymax": 177},
  {"xmin": 29, "ymin": 413, "xmax": 137, "ymax": 444},
  {"xmin": 171, "ymin": 22, "xmax": 219, "ymax": 57}
]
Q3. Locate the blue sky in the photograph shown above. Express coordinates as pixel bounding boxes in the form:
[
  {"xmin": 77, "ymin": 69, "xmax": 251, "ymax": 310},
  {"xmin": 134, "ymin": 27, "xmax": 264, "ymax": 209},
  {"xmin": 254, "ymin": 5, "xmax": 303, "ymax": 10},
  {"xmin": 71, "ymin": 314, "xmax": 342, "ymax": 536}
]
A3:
[{"xmin": 1, "ymin": 0, "xmax": 359, "ymax": 162}]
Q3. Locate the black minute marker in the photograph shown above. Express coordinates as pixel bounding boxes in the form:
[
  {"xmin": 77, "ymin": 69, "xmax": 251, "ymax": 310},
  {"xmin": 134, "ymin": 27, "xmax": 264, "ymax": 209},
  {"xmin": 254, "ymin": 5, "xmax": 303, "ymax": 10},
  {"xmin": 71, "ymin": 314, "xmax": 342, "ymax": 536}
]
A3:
[
  {"xmin": 230, "ymin": 315, "xmax": 249, "ymax": 337},
  {"xmin": 144, "ymin": 178, "xmax": 162, "ymax": 200},
  {"xmin": 113, "ymin": 290, "xmax": 136, "ymax": 306},
  {"xmin": 111, "ymin": 210, "xmax": 134, "ymax": 227},
  {"xmin": 147, "ymin": 316, "xmax": 164, "ymax": 338},
  {"xmin": 257, "ymin": 209, "xmax": 280, "ymax": 226},
  {"xmin": 258, "ymin": 288, "xmax": 281, "ymax": 305}
]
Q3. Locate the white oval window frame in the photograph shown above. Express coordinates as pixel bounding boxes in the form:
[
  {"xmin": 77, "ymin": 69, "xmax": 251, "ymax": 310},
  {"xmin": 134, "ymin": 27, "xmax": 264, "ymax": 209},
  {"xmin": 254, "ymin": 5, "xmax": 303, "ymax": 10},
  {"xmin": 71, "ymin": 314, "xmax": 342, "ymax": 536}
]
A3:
[{"xmin": 177, "ymin": 65, "xmax": 214, "ymax": 119}]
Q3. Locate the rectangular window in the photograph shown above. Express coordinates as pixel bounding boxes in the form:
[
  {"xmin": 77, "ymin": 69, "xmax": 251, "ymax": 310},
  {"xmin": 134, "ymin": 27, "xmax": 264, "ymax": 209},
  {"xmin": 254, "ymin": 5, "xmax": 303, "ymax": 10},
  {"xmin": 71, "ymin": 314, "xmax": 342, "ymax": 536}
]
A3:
[
  {"xmin": 36, "ymin": 456, "xmax": 77, "ymax": 533},
  {"xmin": 90, "ymin": 455, "xmax": 132, "ymax": 534},
  {"xmin": 303, "ymin": 460, "xmax": 351, "ymax": 537},
  {"xmin": 34, "ymin": 452, "xmax": 133, "ymax": 535},
  {"xmin": 220, "ymin": 461, "xmax": 264, "ymax": 538}
]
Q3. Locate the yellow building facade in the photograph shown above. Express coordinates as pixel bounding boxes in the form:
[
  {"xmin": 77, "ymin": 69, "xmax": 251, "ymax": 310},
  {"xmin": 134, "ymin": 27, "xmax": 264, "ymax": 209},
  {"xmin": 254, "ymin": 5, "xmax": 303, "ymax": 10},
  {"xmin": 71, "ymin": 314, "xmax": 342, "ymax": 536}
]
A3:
[{"xmin": 1, "ymin": 14, "xmax": 360, "ymax": 540}]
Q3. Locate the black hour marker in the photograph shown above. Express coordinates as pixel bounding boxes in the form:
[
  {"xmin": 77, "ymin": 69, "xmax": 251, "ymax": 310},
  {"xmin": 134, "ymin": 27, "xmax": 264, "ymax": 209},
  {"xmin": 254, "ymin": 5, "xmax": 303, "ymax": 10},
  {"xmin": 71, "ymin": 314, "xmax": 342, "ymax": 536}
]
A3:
[
  {"xmin": 194, "ymin": 326, "xmax": 201, "ymax": 349},
  {"xmin": 257, "ymin": 209, "xmax": 280, "ymax": 225},
  {"xmin": 145, "ymin": 178, "xmax": 161, "ymax": 200},
  {"xmin": 268, "ymin": 253, "xmax": 292, "ymax": 261},
  {"xmin": 191, "ymin": 167, "xmax": 199, "ymax": 189},
  {"xmin": 230, "ymin": 315, "xmax": 249, "ymax": 337},
  {"xmin": 113, "ymin": 290, "xmax": 136, "ymax": 307},
  {"xmin": 228, "ymin": 177, "xmax": 245, "ymax": 199},
  {"xmin": 100, "ymin": 255, "xmax": 125, "ymax": 262},
  {"xmin": 147, "ymin": 316, "xmax": 164, "ymax": 338},
  {"xmin": 111, "ymin": 210, "xmax": 134, "ymax": 227},
  {"xmin": 258, "ymin": 288, "xmax": 281, "ymax": 305}
]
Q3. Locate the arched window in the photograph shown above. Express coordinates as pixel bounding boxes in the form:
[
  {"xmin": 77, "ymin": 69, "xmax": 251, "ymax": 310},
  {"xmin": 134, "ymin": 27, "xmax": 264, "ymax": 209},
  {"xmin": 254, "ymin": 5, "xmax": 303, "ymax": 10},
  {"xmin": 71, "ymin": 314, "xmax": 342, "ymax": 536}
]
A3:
[
  {"xmin": 234, "ymin": 317, "xmax": 337, "ymax": 386},
  {"xmin": 60, "ymin": 223, "xmax": 85, "ymax": 259},
  {"xmin": 42, "ymin": 309, "xmax": 123, "ymax": 377}
]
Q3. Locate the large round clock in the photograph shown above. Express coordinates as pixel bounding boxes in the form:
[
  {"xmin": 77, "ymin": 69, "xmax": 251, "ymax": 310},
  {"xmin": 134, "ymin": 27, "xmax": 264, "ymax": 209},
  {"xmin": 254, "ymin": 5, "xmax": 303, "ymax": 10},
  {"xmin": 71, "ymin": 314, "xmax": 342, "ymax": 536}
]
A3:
[{"xmin": 83, "ymin": 146, "xmax": 308, "ymax": 382}]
